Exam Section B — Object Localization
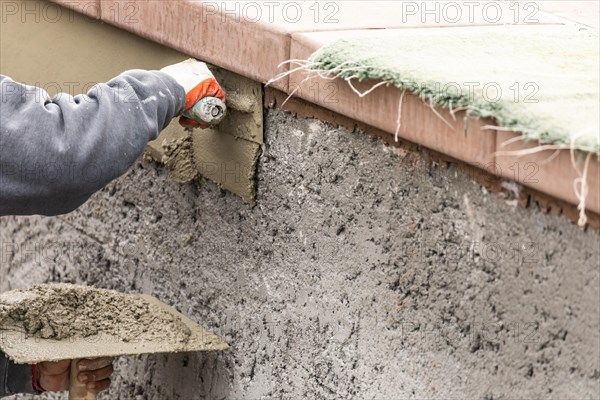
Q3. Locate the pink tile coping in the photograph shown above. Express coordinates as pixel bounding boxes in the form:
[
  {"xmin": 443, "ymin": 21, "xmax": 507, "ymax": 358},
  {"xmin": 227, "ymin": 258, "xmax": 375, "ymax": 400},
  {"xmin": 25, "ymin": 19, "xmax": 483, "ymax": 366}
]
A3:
[
  {"xmin": 496, "ymin": 131, "xmax": 600, "ymax": 215},
  {"xmin": 47, "ymin": 0, "xmax": 598, "ymax": 216}
]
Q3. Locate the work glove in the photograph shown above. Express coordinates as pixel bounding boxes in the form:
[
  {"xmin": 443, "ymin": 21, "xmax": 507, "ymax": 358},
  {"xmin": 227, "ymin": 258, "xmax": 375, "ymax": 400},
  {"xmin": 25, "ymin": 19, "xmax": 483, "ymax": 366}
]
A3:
[{"xmin": 161, "ymin": 59, "xmax": 226, "ymax": 129}]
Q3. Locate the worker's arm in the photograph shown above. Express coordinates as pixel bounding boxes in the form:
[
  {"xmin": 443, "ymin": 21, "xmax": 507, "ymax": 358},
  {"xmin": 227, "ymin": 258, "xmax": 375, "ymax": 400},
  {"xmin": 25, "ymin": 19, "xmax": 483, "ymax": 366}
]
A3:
[
  {"xmin": 0, "ymin": 70, "xmax": 185, "ymax": 216},
  {"xmin": 0, "ymin": 351, "xmax": 35, "ymax": 396}
]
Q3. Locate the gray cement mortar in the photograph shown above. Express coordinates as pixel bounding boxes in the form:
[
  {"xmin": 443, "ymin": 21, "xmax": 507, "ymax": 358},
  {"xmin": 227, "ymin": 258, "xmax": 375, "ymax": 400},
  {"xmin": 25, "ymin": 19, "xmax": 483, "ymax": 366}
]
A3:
[{"xmin": 1, "ymin": 109, "xmax": 599, "ymax": 400}]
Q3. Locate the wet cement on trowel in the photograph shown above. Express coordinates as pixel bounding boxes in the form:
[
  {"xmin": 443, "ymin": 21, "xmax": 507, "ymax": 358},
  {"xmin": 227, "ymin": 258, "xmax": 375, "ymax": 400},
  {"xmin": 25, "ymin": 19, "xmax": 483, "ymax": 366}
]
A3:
[
  {"xmin": 0, "ymin": 284, "xmax": 191, "ymax": 343},
  {"xmin": 161, "ymin": 133, "xmax": 197, "ymax": 184}
]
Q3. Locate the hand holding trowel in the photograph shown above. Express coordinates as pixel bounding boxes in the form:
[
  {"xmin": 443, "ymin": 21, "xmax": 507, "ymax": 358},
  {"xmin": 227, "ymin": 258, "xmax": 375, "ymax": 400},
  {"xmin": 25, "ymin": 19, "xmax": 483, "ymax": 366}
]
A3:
[
  {"xmin": 161, "ymin": 59, "xmax": 227, "ymax": 130},
  {"xmin": 0, "ymin": 284, "xmax": 229, "ymax": 399},
  {"xmin": 33, "ymin": 357, "xmax": 113, "ymax": 397}
]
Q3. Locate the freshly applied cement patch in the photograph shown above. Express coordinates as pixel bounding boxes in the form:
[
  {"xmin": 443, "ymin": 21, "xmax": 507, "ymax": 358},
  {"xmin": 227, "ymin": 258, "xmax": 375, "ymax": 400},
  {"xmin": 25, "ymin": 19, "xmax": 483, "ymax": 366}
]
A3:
[
  {"xmin": 0, "ymin": 284, "xmax": 228, "ymax": 364},
  {"xmin": 147, "ymin": 66, "xmax": 264, "ymax": 205},
  {"xmin": 192, "ymin": 129, "xmax": 262, "ymax": 205},
  {"xmin": 161, "ymin": 133, "xmax": 197, "ymax": 184}
]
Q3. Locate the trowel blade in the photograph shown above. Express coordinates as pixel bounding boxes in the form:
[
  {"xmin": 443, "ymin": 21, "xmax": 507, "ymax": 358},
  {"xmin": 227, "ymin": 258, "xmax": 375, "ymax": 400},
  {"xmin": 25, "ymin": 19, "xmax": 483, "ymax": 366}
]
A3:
[{"xmin": 0, "ymin": 288, "xmax": 228, "ymax": 364}]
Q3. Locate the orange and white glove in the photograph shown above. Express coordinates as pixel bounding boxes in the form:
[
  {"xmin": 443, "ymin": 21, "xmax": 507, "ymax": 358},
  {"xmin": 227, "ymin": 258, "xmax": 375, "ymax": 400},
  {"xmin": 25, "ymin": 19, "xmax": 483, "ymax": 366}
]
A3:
[{"xmin": 161, "ymin": 59, "xmax": 225, "ymax": 129}]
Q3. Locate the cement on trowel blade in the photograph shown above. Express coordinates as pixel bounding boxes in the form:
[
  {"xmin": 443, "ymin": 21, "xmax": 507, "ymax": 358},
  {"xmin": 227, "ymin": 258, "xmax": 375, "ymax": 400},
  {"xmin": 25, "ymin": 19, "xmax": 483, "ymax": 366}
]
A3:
[{"xmin": 0, "ymin": 285, "xmax": 228, "ymax": 364}]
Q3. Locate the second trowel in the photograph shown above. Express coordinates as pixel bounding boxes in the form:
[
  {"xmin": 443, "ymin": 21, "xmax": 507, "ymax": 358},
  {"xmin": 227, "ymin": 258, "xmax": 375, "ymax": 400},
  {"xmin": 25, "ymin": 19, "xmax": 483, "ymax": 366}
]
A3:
[{"xmin": 0, "ymin": 284, "xmax": 229, "ymax": 400}]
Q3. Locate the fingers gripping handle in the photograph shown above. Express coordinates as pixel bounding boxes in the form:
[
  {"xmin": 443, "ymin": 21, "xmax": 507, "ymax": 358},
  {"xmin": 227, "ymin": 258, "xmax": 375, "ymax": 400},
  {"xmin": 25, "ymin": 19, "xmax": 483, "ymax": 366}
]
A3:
[
  {"xmin": 160, "ymin": 58, "xmax": 227, "ymax": 129},
  {"xmin": 180, "ymin": 78, "xmax": 226, "ymax": 129},
  {"xmin": 69, "ymin": 360, "xmax": 96, "ymax": 400}
]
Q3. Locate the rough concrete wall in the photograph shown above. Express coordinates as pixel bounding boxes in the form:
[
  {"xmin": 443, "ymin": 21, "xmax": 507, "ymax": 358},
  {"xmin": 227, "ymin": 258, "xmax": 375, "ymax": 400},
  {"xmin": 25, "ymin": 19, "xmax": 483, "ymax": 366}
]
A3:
[{"xmin": 1, "ymin": 110, "xmax": 599, "ymax": 400}]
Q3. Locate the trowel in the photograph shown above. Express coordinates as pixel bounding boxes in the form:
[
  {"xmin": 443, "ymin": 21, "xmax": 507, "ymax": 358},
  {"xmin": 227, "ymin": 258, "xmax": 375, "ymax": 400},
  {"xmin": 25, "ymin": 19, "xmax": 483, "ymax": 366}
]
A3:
[{"xmin": 0, "ymin": 284, "xmax": 229, "ymax": 400}]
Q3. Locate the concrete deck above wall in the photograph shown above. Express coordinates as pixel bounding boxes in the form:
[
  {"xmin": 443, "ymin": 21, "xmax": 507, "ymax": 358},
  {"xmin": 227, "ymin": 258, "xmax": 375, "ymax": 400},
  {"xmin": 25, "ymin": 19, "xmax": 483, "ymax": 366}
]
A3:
[{"xmin": 47, "ymin": 0, "xmax": 600, "ymax": 220}]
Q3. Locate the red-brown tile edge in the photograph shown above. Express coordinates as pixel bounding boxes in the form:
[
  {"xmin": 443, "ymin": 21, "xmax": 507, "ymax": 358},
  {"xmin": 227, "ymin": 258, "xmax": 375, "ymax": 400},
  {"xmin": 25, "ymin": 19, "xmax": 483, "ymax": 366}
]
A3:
[{"xmin": 495, "ymin": 131, "xmax": 600, "ymax": 216}]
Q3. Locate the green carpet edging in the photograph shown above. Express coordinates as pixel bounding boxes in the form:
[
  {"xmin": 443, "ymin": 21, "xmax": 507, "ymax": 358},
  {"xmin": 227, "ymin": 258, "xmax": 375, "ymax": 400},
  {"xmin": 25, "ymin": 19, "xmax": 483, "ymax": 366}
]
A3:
[{"xmin": 307, "ymin": 26, "xmax": 600, "ymax": 156}]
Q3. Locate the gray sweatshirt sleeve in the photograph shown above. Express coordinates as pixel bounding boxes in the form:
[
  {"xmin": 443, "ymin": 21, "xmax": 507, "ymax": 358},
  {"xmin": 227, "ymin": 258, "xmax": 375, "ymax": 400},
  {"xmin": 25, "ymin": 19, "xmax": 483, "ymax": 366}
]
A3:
[
  {"xmin": 0, "ymin": 351, "xmax": 35, "ymax": 396},
  {"xmin": 0, "ymin": 71, "xmax": 185, "ymax": 216}
]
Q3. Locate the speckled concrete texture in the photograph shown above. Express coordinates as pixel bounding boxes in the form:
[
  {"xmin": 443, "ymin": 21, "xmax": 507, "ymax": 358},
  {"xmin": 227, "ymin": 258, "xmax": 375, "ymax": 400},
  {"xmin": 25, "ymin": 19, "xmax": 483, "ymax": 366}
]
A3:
[{"xmin": 1, "ymin": 109, "xmax": 599, "ymax": 399}]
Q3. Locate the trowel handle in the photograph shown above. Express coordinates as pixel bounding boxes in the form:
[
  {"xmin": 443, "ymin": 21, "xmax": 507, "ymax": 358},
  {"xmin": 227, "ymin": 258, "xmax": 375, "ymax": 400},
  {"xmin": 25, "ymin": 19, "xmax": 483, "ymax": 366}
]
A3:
[{"xmin": 69, "ymin": 359, "xmax": 97, "ymax": 400}]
